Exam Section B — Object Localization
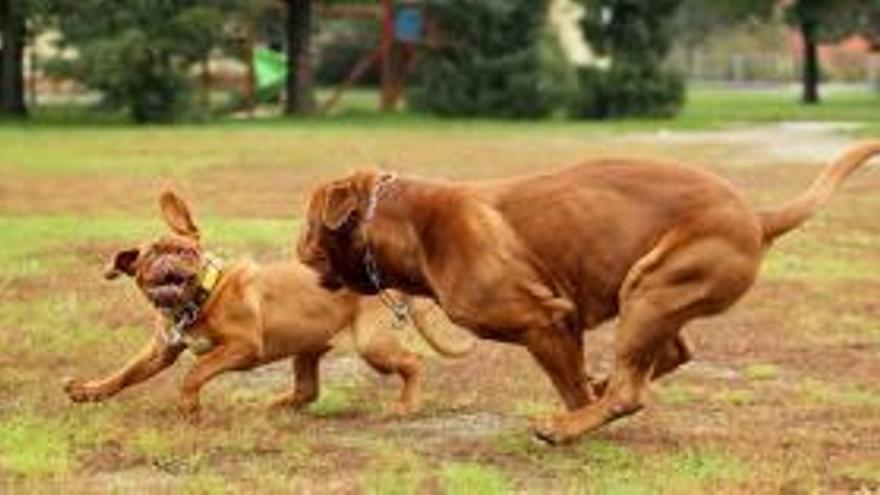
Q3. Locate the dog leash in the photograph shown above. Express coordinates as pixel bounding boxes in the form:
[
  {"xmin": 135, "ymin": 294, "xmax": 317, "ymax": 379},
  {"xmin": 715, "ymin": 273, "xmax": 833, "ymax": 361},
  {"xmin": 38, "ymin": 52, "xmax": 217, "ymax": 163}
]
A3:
[
  {"xmin": 165, "ymin": 302, "xmax": 199, "ymax": 347},
  {"xmin": 362, "ymin": 173, "xmax": 411, "ymax": 328},
  {"xmin": 363, "ymin": 245, "xmax": 410, "ymax": 327}
]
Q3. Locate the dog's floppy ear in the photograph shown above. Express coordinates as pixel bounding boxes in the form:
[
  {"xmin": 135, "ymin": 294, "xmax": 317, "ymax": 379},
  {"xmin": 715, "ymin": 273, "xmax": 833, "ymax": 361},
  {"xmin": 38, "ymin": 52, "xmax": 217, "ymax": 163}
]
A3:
[
  {"xmin": 321, "ymin": 182, "xmax": 359, "ymax": 230},
  {"xmin": 104, "ymin": 248, "xmax": 140, "ymax": 280},
  {"xmin": 159, "ymin": 190, "xmax": 200, "ymax": 240}
]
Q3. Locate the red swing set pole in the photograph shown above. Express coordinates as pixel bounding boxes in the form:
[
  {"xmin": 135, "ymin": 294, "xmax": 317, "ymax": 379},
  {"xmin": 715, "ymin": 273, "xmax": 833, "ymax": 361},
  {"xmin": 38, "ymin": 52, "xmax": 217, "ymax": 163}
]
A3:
[
  {"xmin": 379, "ymin": 0, "xmax": 395, "ymax": 111},
  {"xmin": 320, "ymin": 0, "xmax": 403, "ymax": 114}
]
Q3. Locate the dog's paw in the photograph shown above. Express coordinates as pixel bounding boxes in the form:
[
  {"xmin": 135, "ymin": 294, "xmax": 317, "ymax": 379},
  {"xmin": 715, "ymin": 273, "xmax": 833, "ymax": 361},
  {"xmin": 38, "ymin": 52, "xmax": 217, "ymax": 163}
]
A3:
[
  {"xmin": 530, "ymin": 415, "xmax": 576, "ymax": 446},
  {"xmin": 62, "ymin": 378, "xmax": 109, "ymax": 403}
]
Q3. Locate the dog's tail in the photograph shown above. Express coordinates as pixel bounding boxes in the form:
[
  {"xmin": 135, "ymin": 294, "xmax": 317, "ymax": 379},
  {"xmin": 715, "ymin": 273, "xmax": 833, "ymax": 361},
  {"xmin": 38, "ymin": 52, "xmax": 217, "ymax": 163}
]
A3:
[
  {"xmin": 758, "ymin": 140, "xmax": 880, "ymax": 244},
  {"xmin": 405, "ymin": 297, "xmax": 476, "ymax": 358}
]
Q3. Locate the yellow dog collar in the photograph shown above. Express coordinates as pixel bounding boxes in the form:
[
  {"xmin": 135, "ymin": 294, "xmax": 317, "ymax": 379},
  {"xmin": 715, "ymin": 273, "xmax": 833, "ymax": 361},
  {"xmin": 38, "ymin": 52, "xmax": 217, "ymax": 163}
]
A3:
[{"xmin": 197, "ymin": 252, "xmax": 224, "ymax": 297}]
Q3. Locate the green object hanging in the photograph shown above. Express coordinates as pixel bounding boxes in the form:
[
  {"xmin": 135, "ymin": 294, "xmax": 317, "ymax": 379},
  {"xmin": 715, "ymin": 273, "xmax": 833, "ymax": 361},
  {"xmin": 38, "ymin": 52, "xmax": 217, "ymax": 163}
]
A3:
[{"xmin": 254, "ymin": 48, "xmax": 287, "ymax": 100}]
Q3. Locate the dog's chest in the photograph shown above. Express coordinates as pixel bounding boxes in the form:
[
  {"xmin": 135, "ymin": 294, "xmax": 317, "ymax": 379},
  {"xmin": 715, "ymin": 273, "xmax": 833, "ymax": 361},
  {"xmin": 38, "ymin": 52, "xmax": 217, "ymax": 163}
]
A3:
[
  {"xmin": 165, "ymin": 322, "xmax": 216, "ymax": 356},
  {"xmin": 181, "ymin": 332, "xmax": 215, "ymax": 355}
]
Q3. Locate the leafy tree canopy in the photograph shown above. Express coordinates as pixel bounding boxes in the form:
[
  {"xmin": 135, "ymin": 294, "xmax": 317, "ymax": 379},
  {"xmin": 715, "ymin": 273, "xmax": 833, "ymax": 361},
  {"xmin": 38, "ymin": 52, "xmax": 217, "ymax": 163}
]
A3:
[{"xmin": 46, "ymin": 0, "xmax": 248, "ymax": 122}]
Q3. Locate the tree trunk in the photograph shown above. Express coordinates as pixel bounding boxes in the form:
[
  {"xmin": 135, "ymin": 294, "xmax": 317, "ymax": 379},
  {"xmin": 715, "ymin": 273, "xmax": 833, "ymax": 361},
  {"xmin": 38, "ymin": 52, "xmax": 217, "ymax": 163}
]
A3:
[
  {"xmin": 284, "ymin": 0, "xmax": 315, "ymax": 115},
  {"xmin": 0, "ymin": 0, "xmax": 27, "ymax": 117},
  {"xmin": 800, "ymin": 19, "xmax": 820, "ymax": 105}
]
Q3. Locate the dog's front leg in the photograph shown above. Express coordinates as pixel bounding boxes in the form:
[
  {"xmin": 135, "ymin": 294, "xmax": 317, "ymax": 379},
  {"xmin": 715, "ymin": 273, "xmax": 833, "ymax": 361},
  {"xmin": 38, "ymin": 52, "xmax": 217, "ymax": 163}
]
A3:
[
  {"xmin": 64, "ymin": 336, "xmax": 185, "ymax": 403},
  {"xmin": 177, "ymin": 343, "xmax": 256, "ymax": 421}
]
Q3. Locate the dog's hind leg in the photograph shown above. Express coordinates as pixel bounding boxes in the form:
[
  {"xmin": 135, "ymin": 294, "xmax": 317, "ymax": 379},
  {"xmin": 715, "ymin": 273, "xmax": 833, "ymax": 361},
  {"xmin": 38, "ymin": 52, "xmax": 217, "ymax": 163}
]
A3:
[
  {"xmin": 592, "ymin": 335, "xmax": 692, "ymax": 398},
  {"xmin": 651, "ymin": 335, "xmax": 692, "ymax": 380},
  {"xmin": 533, "ymin": 235, "xmax": 759, "ymax": 444},
  {"xmin": 354, "ymin": 322, "xmax": 424, "ymax": 416},
  {"xmin": 268, "ymin": 347, "xmax": 330, "ymax": 411},
  {"xmin": 533, "ymin": 290, "xmax": 691, "ymax": 444}
]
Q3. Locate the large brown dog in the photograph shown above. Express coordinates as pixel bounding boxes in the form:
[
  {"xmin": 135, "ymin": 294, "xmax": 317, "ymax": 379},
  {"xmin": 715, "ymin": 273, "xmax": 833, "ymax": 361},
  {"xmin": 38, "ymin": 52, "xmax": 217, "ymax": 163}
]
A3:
[
  {"xmin": 298, "ymin": 141, "xmax": 880, "ymax": 443},
  {"xmin": 64, "ymin": 191, "xmax": 470, "ymax": 419}
]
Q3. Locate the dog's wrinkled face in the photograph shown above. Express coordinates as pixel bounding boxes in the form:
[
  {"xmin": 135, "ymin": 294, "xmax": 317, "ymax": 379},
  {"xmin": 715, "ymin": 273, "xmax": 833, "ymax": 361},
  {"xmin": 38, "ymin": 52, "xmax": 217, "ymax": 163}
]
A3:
[
  {"xmin": 297, "ymin": 171, "xmax": 378, "ymax": 294},
  {"xmin": 105, "ymin": 191, "xmax": 204, "ymax": 309}
]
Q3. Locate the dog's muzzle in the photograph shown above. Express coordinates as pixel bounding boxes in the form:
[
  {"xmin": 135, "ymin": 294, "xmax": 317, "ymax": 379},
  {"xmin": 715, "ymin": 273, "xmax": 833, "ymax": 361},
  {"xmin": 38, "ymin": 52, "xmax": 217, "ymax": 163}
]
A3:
[{"xmin": 144, "ymin": 257, "xmax": 197, "ymax": 308}]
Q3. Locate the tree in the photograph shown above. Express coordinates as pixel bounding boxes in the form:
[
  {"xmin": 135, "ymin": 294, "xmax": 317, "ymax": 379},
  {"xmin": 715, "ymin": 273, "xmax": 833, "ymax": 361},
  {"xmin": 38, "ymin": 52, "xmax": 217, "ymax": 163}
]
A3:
[
  {"xmin": 0, "ymin": 0, "xmax": 27, "ymax": 117},
  {"xmin": 672, "ymin": 0, "xmax": 774, "ymax": 52},
  {"xmin": 408, "ymin": 0, "xmax": 572, "ymax": 118},
  {"xmin": 784, "ymin": 0, "xmax": 872, "ymax": 104},
  {"xmin": 49, "ymin": 0, "xmax": 243, "ymax": 122},
  {"xmin": 570, "ymin": 0, "xmax": 685, "ymax": 119},
  {"xmin": 283, "ymin": 0, "xmax": 315, "ymax": 115}
]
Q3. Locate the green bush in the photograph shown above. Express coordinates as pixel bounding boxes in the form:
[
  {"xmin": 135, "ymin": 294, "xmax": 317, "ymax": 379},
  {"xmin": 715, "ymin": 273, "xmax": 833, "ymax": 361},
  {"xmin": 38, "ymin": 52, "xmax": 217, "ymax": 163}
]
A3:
[
  {"xmin": 569, "ymin": 63, "xmax": 685, "ymax": 118},
  {"xmin": 571, "ymin": 0, "xmax": 685, "ymax": 119},
  {"xmin": 408, "ymin": 0, "xmax": 573, "ymax": 118},
  {"xmin": 47, "ymin": 0, "xmax": 240, "ymax": 123},
  {"xmin": 75, "ymin": 32, "xmax": 194, "ymax": 123}
]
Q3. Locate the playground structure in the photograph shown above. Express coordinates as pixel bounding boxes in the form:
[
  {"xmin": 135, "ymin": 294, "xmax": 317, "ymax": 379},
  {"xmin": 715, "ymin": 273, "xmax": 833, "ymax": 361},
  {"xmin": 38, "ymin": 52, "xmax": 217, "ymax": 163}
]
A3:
[{"xmin": 252, "ymin": 0, "xmax": 426, "ymax": 114}]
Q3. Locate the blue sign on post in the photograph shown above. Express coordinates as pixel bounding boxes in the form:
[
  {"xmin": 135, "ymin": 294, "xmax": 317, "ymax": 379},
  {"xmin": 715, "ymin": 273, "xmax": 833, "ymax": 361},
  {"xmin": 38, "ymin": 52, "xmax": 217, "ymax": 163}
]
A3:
[{"xmin": 395, "ymin": 7, "xmax": 422, "ymax": 43}]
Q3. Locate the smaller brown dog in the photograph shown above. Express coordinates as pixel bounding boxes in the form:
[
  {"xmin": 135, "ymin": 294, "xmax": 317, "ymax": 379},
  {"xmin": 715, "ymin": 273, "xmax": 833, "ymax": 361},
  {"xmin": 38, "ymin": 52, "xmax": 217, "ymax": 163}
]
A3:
[{"xmin": 63, "ymin": 191, "xmax": 470, "ymax": 419}]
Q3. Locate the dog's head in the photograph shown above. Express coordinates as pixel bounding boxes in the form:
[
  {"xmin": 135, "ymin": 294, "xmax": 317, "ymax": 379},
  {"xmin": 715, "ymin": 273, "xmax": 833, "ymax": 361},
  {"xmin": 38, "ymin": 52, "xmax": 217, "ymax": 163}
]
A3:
[
  {"xmin": 105, "ymin": 191, "xmax": 204, "ymax": 309},
  {"xmin": 297, "ymin": 171, "xmax": 382, "ymax": 294}
]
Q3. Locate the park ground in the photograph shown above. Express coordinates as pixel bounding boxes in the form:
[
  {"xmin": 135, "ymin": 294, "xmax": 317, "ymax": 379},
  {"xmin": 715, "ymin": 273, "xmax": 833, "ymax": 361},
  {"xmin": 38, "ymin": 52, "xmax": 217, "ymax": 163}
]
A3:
[{"xmin": 1, "ymin": 87, "xmax": 879, "ymax": 494}]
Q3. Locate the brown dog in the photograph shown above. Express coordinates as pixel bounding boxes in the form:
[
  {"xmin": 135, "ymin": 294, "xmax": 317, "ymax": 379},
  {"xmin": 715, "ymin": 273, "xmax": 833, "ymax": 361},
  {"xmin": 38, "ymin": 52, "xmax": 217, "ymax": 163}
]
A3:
[
  {"xmin": 298, "ymin": 141, "xmax": 880, "ymax": 443},
  {"xmin": 63, "ymin": 191, "xmax": 470, "ymax": 419}
]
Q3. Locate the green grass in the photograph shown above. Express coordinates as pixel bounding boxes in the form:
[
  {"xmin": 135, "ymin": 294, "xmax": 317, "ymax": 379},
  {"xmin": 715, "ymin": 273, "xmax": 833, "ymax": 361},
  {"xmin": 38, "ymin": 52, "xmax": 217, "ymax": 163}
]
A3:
[
  {"xmin": 657, "ymin": 384, "xmax": 701, "ymax": 406},
  {"xmin": 3, "ymin": 88, "xmax": 879, "ymax": 175},
  {"xmin": 440, "ymin": 461, "xmax": 512, "ymax": 495},
  {"xmin": 761, "ymin": 227, "xmax": 880, "ymax": 284},
  {"xmin": 307, "ymin": 386, "xmax": 356, "ymax": 418},
  {"xmin": 0, "ymin": 416, "xmax": 73, "ymax": 478},
  {"xmin": 0, "ymin": 215, "xmax": 294, "ymax": 280},
  {"xmin": 512, "ymin": 399, "xmax": 554, "ymax": 416},
  {"xmin": 660, "ymin": 448, "xmax": 748, "ymax": 492},
  {"xmin": 362, "ymin": 440, "xmax": 427, "ymax": 495},
  {"xmin": 744, "ymin": 363, "xmax": 781, "ymax": 381},
  {"xmin": 183, "ymin": 473, "xmax": 229, "ymax": 495},
  {"xmin": 131, "ymin": 427, "xmax": 177, "ymax": 463},
  {"xmin": 492, "ymin": 434, "xmax": 754, "ymax": 493},
  {"xmin": 578, "ymin": 442, "xmax": 747, "ymax": 495},
  {"xmin": 763, "ymin": 249, "xmax": 879, "ymax": 283},
  {"xmin": 677, "ymin": 86, "xmax": 880, "ymax": 127},
  {"xmin": 839, "ymin": 462, "xmax": 880, "ymax": 485},
  {"xmin": 712, "ymin": 388, "xmax": 756, "ymax": 407},
  {"xmin": 0, "ymin": 293, "xmax": 141, "ymax": 356},
  {"xmin": 797, "ymin": 379, "xmax": 880, "ymax": 408},
  {"xmin": 794, "ymin": 308, "xmax": 880, "ymax": 345}
]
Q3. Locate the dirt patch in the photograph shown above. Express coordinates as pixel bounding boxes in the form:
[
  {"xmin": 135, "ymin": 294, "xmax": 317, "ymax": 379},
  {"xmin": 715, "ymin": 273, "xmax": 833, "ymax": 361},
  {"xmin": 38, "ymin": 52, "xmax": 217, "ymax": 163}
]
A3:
[
  {"xmin": 390, "ymin": 412, "xmax": 525, "ymax": 439},
  {"xmin": 636, "ymin": 122, "xmax": 865, "ymax": 166}
]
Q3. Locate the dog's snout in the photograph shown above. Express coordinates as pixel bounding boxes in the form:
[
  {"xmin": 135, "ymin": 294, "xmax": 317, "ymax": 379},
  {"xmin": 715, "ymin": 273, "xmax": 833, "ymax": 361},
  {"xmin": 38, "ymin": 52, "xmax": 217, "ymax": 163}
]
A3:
[{"xmin": 147, "ymin": 253, "xmax": 195, "ymax": 286}]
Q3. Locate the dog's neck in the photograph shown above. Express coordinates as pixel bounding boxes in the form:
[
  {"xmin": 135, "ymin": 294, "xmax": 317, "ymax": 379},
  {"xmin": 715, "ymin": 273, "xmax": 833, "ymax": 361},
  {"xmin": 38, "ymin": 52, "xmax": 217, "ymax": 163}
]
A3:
[
  {"xmin": 161, "ymin": 252, "xmax": 225, "ymax": 328},
  {"xmin": 364, "ymin": 172, "xmax": 398, "ymax": 223},
  {"xmin": 359, "ymin": 177, "xmax": 461, "ymax": 298}
]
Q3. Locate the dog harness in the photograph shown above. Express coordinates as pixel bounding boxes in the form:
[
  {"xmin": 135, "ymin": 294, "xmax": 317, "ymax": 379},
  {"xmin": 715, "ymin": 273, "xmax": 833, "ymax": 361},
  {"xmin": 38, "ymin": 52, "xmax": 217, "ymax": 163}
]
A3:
[
  {"xmin": 362, "ymin": 173, "xmax": 411, "ymax": 327},
  {"xmin": 164, "ymin": 252, "xmax": 224, "ymax": 354}
]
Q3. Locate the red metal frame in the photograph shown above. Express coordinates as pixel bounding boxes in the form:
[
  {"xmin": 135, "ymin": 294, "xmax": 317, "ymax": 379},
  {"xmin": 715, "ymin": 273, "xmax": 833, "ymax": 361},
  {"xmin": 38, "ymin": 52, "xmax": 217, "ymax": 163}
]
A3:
[{"xmin": 319, "ymin": 0, "xmax": 415, "ymax": 114}]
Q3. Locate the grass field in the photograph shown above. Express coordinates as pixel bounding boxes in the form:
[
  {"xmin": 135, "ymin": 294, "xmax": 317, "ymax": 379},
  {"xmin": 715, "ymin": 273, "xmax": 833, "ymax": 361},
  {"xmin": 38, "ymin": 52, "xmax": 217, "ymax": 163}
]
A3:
[{"xmin": 1, "ymin": 88, "xmax": 879, "ymax": 494}]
